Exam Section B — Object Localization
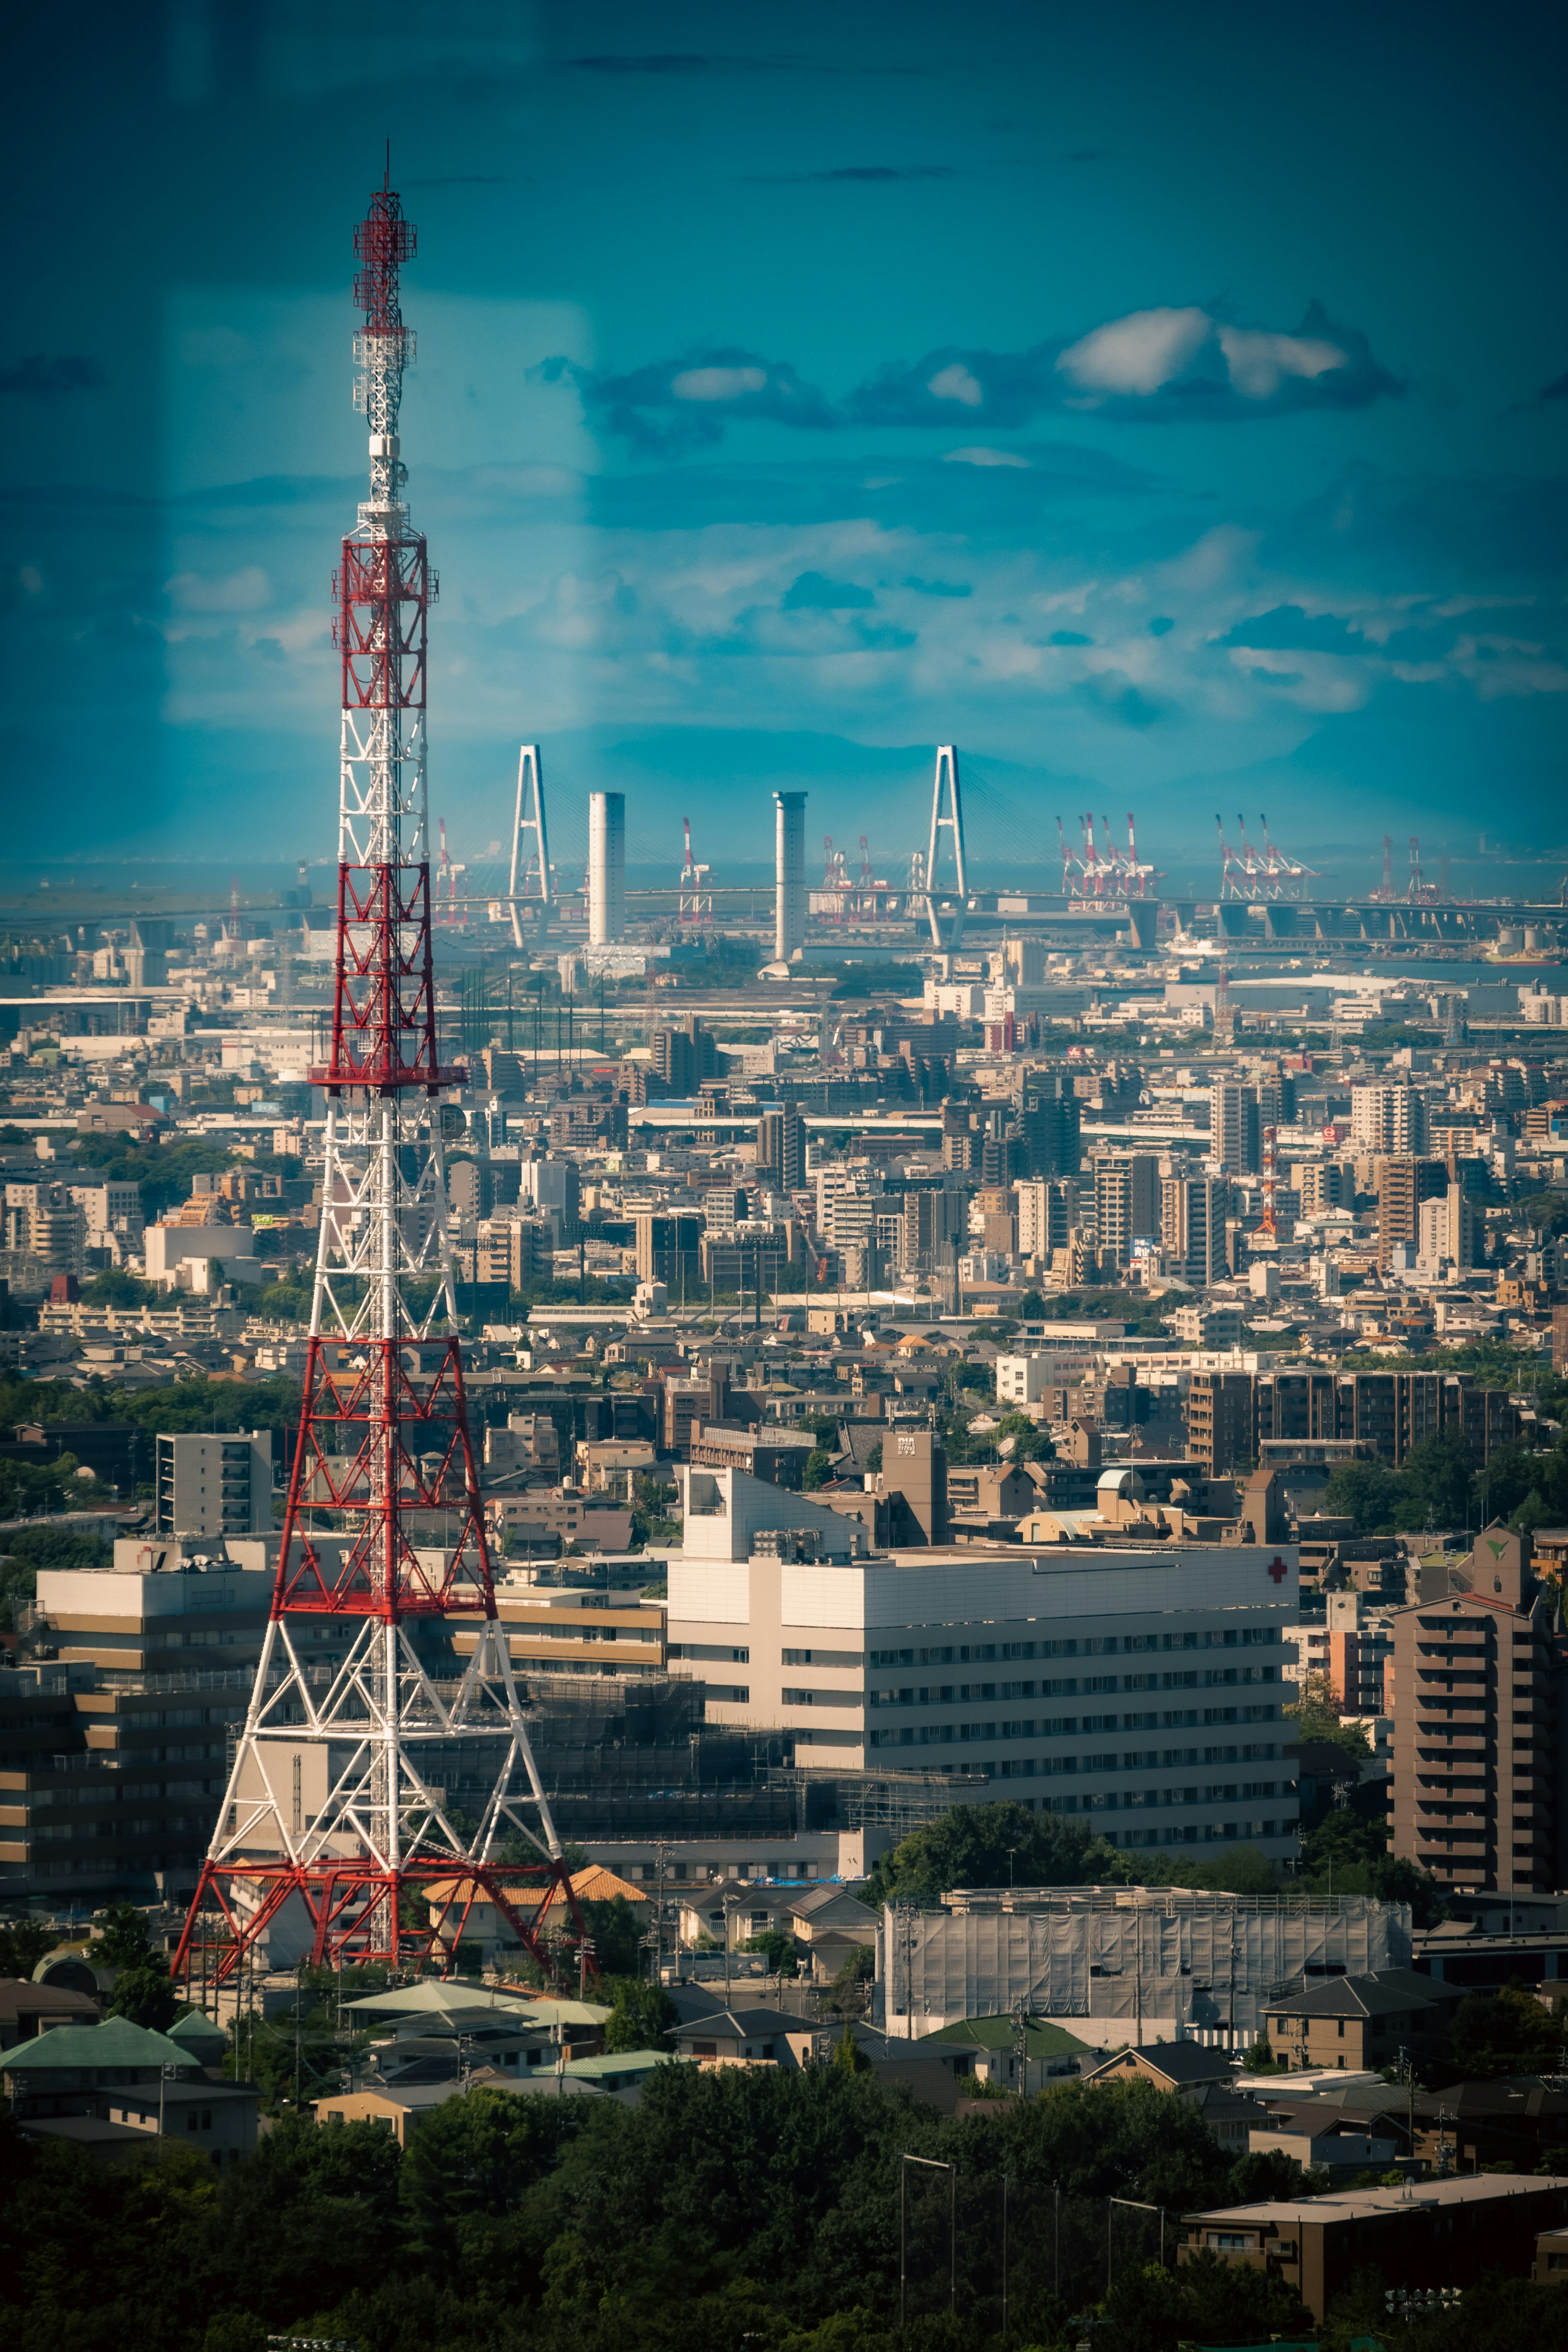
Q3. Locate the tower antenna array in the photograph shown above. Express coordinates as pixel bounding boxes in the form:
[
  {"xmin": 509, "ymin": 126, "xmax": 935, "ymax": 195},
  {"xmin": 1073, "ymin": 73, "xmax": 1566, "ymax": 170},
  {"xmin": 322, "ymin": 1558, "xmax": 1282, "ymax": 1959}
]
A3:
[{"xmin": 174, "ymin": 173, "xmax": 574, "ymax": 1990}]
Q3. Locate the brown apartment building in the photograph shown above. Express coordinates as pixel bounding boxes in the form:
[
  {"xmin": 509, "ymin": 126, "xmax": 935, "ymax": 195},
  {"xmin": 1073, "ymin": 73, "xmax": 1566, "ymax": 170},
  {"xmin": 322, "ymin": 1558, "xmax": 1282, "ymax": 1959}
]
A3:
[
  {"xmin": 1181, "ymin": 2175, "xmax": 1568, "ymax": 2324},
  {"xmin": 1186, "ymin": 1369, "xmax": 1520, "ymax": 1478},
  {"xmin": 1388, "ymin": 1525, "xmax": 1568, "ymax": 1897}
]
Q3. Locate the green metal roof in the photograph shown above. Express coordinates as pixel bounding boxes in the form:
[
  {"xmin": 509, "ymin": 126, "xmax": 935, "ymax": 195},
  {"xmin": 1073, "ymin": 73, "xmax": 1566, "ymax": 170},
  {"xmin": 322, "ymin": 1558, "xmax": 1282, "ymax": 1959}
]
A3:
[
  {"xmin": 168, "ymin": 2009, "xmax": 227, "ymax": 2054},
  {"xmin": 549, "ymin": 2051, "xmax": 691, "ymax": 2082},
  {"xmin": 3, "ymin": 2017, "xmax": 195, "ymax": 2073},
  {"xmin": 920, "ymin": 2015, "xmax": 1091, "ymax": 2058}
]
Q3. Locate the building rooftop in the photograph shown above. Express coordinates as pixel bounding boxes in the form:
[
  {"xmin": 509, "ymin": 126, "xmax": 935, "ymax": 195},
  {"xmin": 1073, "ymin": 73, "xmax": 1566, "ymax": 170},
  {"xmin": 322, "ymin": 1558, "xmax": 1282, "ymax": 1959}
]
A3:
[
  {"xmin": 1185, "ymin": 2173, "xmax": 1568, "ymax": 2227},
  {"xmin": 1270, "ymin": 1968, "xmax": 1453, "ymax": 2021},
  {"xmin": 921, "ymin": 2013, "xmax": 1092, "ymax": 2059},
  {"xmin": 2, "ymin": 2017, "xmax": 198, "ymax": 2074}
]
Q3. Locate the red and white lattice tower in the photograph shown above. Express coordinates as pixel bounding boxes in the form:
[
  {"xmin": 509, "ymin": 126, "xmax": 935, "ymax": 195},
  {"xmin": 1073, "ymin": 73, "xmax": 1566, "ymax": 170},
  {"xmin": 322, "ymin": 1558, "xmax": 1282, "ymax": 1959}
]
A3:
[{"xmin": 174, "ymin": 171, "xmax": 572, "ymax": 1989}]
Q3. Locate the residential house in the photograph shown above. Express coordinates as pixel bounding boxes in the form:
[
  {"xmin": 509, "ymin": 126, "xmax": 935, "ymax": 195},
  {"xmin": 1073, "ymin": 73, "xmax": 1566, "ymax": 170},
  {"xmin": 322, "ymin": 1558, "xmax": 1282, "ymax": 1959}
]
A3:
[{"xmin": 1264, "ymin": 1968, "xmax": 1461, "ymax": 2072}]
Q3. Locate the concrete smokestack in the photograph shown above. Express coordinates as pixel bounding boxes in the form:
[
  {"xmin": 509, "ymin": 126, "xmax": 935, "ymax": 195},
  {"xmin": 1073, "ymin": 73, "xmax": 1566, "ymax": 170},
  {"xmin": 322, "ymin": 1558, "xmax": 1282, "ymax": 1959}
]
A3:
[
  {"xmin": 773, "ymin": 790, "xmax": 806, "ymax": 963},
  {"xmin": 588, "ymin": 791, "xmax": 625, "ymax": 946}
]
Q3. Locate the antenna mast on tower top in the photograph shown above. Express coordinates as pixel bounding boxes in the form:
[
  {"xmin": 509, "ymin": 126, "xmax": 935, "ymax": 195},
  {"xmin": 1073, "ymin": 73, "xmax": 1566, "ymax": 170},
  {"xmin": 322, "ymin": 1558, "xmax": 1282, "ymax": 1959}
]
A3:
[{"xmin": 174, "ymin": 172, "xmax": 573, "ymax": 1991}]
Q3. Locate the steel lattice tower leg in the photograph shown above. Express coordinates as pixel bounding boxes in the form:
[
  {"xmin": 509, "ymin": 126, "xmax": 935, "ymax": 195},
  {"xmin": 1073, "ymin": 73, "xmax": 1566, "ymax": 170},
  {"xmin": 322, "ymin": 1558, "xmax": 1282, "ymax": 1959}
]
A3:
[{"xmin": 174, "ymin": 170, "xmax": 576, "ymax": 1991}]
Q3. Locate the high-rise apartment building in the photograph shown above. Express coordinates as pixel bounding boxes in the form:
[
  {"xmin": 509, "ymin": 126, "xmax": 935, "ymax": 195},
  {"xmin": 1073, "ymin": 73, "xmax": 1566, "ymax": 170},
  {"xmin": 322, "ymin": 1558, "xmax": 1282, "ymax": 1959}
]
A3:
[
  {"xmin": 900, "ymin": 1183, "xmax": 966, "ymax": 1275},
  {"xmin": 1017, "ymin": 1178, "xmax": 1080, "ymax": 1261},
  {"xmin": 755, "ymin": 1106, "xmax": 805, "ymax": 1195},
  {"xmin": 1019, "ymin": 1076, "xmax": 1081, "ymax": 1178},
  {"xmin": 1389, "ymin": 1528, "xmax": 1568, "ymax": 1896},
  {"xmin": 1417, "ymin": 1185, "xmax": 1479, "ymax": 1270},
  {"xmin": 1376, "ymin": 1157, "xmax": 1449, "ymax": 1270},
  {"xmin": 1351, "ymin": 1084, "xmax": 1428, "ymax": 1154},
  {"xmin": 1091, "ymin": 1152, "xmax": 1159, "ymax": 1270},
  {"xmin": 1298, "ymin": 1161, "xmax": 1354, "ymax": 1216},
  {"xmin": 1160, "ymin": 1174, "xmax": 1228, "ymax": 1286},
  {"xmin": 1185, "ymin": 1371, "xmax": 1259, "ymax": 1476},
  {"xmin": 154, "ymin": 1432, "xmax": 272, "ymax": 1539},
  {"xmin": 634, "ymin": 1212, "xmax": 703, "ymax": 1291},
  {"xmin": 1209, "ymin": 1084, "xmax": 1260, "ymax": 1175}
]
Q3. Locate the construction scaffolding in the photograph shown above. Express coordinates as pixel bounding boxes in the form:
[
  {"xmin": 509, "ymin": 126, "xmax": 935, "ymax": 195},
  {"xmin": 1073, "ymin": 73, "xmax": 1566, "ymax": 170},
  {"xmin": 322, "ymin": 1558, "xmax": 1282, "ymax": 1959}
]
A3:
[{"xmin": 877, "ymin": 1884, "xmax": 1410, "ymax": 2045}]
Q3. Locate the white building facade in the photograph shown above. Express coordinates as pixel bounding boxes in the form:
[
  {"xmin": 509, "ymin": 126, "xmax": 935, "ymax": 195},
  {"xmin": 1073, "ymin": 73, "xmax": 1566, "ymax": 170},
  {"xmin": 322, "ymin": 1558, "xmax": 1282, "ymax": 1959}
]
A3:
[{"xmin": 667, "ymin": 1466, "xmax": 1299, "ymax": 1867}]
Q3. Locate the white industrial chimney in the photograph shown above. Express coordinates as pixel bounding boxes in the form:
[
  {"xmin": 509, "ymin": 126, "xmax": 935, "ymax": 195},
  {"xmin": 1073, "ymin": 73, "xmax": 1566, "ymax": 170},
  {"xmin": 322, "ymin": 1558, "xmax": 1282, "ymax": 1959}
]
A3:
[
  {"xmin": 588, "ymin": 791, "xmax": 625, "ymax": 946},
  {"xmin": 774, "ymin": 790, "xmax": 806, "ymax": 963}
]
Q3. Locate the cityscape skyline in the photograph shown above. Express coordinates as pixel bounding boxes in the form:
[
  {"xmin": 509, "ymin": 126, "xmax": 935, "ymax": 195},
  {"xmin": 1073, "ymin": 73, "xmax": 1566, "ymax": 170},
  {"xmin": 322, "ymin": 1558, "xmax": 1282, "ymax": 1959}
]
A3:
[{"xmin": 4, "ymin": 0, "xmax": 1566, "ymax": 862}]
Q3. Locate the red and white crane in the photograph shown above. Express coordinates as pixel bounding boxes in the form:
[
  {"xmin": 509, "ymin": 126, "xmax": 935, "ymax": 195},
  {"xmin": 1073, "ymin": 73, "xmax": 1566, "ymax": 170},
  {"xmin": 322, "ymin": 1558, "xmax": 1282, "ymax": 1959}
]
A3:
[{"xmin": 678, "ymin": 814, "xmax": 712, "ymax": 924}]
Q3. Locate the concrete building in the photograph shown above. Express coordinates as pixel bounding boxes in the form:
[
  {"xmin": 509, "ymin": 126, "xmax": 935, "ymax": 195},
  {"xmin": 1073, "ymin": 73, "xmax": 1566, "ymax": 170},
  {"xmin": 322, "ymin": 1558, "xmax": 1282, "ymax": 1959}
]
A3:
[
  {"xmin": 773, "ymin": 791, "xmax": 807, "ymax": 964},
  {"xmin": 519, "ymin": 1155, "xmax": 580, "ymax": 1243},
  {"xmin": 756, "ymin": 1105, "xmax": 805, "ymax": 1194},
  {"xmin": 587, "ymin": 791, "xmax": 625, "ymax": 946},
  {"xmin": 154, "ymin": 1430, "xmax": 272, "ymax": 1537},
  {"xmin": 881, "ymin": 1886, "xmax": 1398, "ymax": 2045},
  {"xmin": 1, "ymin": 1543, "xmax": 273, "ymax": 1904},
  {"xmin": 1016, "ymin": 1178, "xmax": 1078, "ymax": 1262},
  {"xmin": 1091, "ymin": 1152, "xmax": 1158, "ymax": 1270},
  {"xmin": 1018, "ymin": 1076, "xmax": 1081, "ymax": 1179},
  {"xmin": 1189, "ymin": 1370, "xmax": 1521, "ymax": 1477},
  {"xmin": 1351, "ymin": 1082, "xmax": 1428, "ymax": 1154},
  {"xmin": 1388, "ymin": 1526, "xmax": 1568, "ymax": 1897},
  {"xmin": 1375, "ymin": 1155, "xmax": 1449, "ymax": 1270},
  {"xmin": 1417, "ymin": 1182, "xmax": 1479, "ymax": 1269},
  {"xmin": 1185, "ymin": 1370, "xmax": 1258, "ymax": 1476},
  {"xmin": 1209, "ymin": 1082, "xmax": 1259, "ymax": 1175},
  {"xmin": 1161, "ymin": 1174, "xmax": 1228, "ymax": 1287},
  {"xmin": 668, "ymin": 1463, "xmax": 1297, "ymax": 1852},
  {"xmin": 1180, "ymin": 2176, "xmax": 1568, "ymax": 2325}
]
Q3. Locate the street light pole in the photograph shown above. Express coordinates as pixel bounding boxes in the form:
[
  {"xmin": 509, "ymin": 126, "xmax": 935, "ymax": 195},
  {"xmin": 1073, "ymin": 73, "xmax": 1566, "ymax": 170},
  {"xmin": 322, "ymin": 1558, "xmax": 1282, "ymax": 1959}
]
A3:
[{"xmin": 900, "ymin": 2154, "xmax": 957, "ymax": 2330}]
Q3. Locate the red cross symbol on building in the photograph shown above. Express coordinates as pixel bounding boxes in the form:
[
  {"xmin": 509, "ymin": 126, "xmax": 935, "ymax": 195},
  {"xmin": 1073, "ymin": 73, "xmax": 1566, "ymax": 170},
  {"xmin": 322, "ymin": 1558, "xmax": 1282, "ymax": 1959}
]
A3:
[{"xmin": 1268, "ymin": 1556, "xmax": 1288, "ymax": 1584}]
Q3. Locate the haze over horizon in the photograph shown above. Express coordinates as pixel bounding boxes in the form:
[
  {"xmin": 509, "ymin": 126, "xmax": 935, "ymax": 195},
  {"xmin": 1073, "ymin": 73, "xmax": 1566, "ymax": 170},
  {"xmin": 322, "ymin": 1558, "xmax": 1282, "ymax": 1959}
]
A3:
[{"xmin": 6, "ymin": 0, "xmax": 1566, "ymax": 878}]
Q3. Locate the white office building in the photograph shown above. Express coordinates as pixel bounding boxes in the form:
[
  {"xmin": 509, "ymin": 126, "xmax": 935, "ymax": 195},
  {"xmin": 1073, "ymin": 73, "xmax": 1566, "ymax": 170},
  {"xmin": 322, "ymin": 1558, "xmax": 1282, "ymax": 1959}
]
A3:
[{"xmin": 667, "ymin": 1466, "xmax": 1299, "ymax": 1864}]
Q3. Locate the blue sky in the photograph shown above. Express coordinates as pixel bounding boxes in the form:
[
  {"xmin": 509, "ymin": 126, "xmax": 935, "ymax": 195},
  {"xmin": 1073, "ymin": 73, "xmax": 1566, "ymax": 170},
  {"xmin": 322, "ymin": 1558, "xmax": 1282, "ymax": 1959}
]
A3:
[{"xmin": 6, "ymin": 0, "xmax": 1568, "ymax": 890}]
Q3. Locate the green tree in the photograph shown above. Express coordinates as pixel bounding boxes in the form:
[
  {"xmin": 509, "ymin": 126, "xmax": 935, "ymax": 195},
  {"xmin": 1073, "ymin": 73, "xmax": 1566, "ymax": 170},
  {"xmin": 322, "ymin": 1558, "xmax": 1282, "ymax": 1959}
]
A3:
[
  {"xmin": 832, "ymin": 2022, "xmax": 870, "ymax": 2074},
  {"xmin": 993, "ymin": 1411, "xmax": 1055, "ymax": 1461},
  {"xmin": 1286, "ymin": 1671, "xmax": 1372, "ymax": 1757},
  {"xmin": 822, "ymin": 1944, "xmax": 876, "ymax": 2018},
  {"xmin": 575, "ymin": 1893, "xmax": 643, "ymax": 1978},
  {"xmin": 0, "ymin": 1913, "xmax": 55, "ymax": 1978},
  {"xmin": 740, "ymin": 1927, "xmax": 799, "ymax": 1978},
  {"xmin": 400, "ymin": 2085, "xmax": 581, "ymax": 2269},
  {"xmin": 1102, "ymin": 2245, "xmax": 1313, "ymax": 2352},
  {"xmin": 864, "ymin": 1799, "xmax": 1102, "ymax": 1907},
  {"xmin": 601, "ymin": 1978, "xmax": 677, "ymax": 2053},
  {"xmin": 803, "ymin": 1448, "xmax": 833, "ymax": 1490},
  {"xmin": 107, "ymin": 1961, "xmax": 179, "ymax": 2031},
  {"xmin": 77, "ymin": 1268, "xmax": 159, "ymax": 1307},
  {"xmin": 89, "ymin": 1903, "xmax": 158, "ymax": 1967},
  {"xmin": 1323, "ymin": 1455, "xmax": 1400, "ymax": 1533},
  {"xmin": 1395, "ymin": 1427, "xmax": 1477, "ymax": 1532},
  {"xmin": 1448, "ymin": 1984, "xmax": 1567, "ymax": 2076}
]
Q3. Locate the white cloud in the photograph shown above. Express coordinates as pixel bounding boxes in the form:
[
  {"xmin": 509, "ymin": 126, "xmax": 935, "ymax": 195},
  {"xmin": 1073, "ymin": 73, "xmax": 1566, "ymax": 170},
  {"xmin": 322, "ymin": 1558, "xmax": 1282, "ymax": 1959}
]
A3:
[
  {"xmin": 670, "ymin": 366, "xmax": 768, "ymax": 402},
  {"xmin": 927, "ymin": 363, "xmax": 984, "ymax": 407},
  {"xmin": 942, "ymin": 445, "xmax": 1031, "ymax": 468},
  {"xmin": 1218, "ymin": 325, "xmax": 1345, "ymax": 400},
  {"xmin": 1055, "ymin": 306, "xmax": 1212, "ymax": 396},
  {"xmin": 165, "ymin": 564, "xmax": 272, "ymax": 613}
]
